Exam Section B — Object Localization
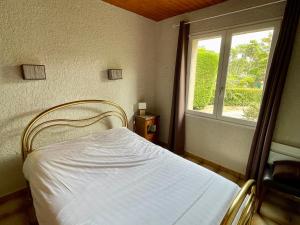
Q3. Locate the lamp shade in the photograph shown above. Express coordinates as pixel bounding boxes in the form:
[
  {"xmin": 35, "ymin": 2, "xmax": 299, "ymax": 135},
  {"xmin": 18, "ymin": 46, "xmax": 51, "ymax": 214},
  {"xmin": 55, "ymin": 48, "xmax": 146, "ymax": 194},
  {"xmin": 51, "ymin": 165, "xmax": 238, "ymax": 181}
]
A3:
[{"xmin": 138, "ymin": 102, "xmax": 147, "ymax": 110}]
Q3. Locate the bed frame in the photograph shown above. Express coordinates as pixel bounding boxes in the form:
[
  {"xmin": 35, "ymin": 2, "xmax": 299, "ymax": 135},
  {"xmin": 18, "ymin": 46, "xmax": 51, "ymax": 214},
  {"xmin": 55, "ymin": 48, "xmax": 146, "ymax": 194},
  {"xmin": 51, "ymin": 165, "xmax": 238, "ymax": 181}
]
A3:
[
  {"xmin": 21, "ymin": 99, "xmax": 256, "ymax": 225},
  {"xmin": 22, "ymin": 99, "xmax": 128, "ymax": 160}
]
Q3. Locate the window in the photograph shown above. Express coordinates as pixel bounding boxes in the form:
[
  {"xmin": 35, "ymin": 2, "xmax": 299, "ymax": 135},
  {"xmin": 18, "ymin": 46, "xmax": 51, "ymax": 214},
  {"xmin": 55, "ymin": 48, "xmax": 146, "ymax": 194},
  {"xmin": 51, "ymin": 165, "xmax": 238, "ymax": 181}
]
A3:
[
  {"xmin": 189, "ymin": 36, "xmax": 222, "ymax": 114},
  {"xmin": 187, "ymin": 22, "xmax": 279, "ymax": 126}
]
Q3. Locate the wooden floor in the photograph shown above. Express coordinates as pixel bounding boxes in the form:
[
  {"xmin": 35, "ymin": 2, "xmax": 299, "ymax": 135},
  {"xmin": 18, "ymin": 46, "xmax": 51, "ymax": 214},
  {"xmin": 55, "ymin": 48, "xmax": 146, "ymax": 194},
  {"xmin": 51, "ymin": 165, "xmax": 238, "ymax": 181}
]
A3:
[{"xmin": 1, "ymin": 155, "xmax": 299, "ymax": 225}]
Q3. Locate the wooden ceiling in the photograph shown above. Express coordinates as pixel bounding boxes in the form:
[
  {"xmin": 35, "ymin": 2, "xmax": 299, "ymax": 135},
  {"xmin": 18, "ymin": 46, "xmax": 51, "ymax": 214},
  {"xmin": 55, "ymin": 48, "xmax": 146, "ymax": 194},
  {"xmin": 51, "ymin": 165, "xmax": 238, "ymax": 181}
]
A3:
[{"xmin": 103, "ymin": 0, "xmax": 227, "ymax": 21}]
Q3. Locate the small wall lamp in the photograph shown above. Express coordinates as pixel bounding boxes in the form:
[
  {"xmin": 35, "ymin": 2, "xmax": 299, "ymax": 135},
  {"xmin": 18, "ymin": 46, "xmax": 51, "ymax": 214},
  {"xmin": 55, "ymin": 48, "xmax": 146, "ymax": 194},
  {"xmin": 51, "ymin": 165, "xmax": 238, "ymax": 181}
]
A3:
[
  {"xmin": 107, "ymin": 69, "xmax": 122, "ymax": 80},
  {"xmin": 22, "ymin": 64, "xmax": 46, "ymax": 80}
]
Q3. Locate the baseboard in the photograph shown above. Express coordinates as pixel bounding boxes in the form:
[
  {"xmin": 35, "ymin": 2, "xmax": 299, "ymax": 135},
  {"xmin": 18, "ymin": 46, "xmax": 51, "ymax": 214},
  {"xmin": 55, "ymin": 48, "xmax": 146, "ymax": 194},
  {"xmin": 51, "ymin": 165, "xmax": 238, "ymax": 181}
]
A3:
[
  {"xmin": 0, "ymin": 188, "xmax": 28, "ymax": 205},
  {"xmin": 0, "ymin": 188, "xmax": 31, "ymax": 221},
  {"xmin": 156, "ymin": 141, "xmax": 168, "ymax": 148},
  {"xmin": 184, "ymin": 152, "xmax": 245, "ymax": 180}
]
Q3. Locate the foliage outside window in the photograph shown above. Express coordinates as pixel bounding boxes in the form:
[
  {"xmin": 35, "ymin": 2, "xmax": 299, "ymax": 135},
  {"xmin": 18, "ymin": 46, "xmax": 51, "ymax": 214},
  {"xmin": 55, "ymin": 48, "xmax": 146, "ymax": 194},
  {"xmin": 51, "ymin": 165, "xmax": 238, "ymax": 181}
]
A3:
[
  {"xmin": 193, "ymin": 46, "xmax": 220, "ymax": 112},
  {"xmin": 188, "ymin": 24, "xmax": 277, "ymax": 125}
]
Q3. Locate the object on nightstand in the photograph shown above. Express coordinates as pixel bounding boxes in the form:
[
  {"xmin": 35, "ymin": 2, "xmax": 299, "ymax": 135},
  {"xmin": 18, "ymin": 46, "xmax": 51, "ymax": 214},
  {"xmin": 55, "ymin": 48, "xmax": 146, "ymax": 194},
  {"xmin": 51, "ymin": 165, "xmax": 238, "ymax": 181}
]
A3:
[
  {"xmin": 134, "ymin": 114, "xmax": 159, "ymax": 143},
  {"xmin": 138, "ymin": 102, "xmax": 147, "ymax": 116}
]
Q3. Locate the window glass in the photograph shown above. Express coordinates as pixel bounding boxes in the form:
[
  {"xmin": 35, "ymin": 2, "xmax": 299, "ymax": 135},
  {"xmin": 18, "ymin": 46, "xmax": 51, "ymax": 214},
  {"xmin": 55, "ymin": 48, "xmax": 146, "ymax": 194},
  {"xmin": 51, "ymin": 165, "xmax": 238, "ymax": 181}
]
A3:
[
  {"xmin": 192, "ymin": 37, "xmax": 222, "ymax": 114},
  {"xmin": 222, "ymin": 29, "xmax": 274, "ymax": 121}
]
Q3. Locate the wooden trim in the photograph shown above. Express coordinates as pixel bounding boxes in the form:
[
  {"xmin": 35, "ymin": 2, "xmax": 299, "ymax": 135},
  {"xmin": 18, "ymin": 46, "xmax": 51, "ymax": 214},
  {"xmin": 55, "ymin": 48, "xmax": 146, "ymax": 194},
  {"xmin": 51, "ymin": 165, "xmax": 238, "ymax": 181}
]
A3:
[
  {"xmin": 0, "ymin": 206, "xmax": 28, "ymax": 221},
  {"xmin": 157, "ymin": 141, "xmax": 168, "ymax": 149},
  {"xmin": 0, "ymin": 188, "xmax": 28, "ymax": 205},
  {"xmin": 184, "ymin": 152, "xmax": 245, "ymax": 179},
  {"xmin": 0, "ymin": 188, "xmax": 33, "ymax": 221}
]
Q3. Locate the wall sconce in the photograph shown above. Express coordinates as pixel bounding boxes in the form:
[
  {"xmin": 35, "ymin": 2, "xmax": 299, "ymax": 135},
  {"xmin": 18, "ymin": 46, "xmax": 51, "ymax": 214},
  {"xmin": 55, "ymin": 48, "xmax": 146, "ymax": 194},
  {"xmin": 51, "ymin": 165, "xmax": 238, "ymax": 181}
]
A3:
[
  {"xmin": 107, "ymin": 69, "xmax": 122, "ymax": 80},
  {"xmin": 138, "ymin": 102, "xmax": 147, "ymax": 116},
  {"xmin": 22, "ymin": 64, "xmax": 46, "ymax": 80}
]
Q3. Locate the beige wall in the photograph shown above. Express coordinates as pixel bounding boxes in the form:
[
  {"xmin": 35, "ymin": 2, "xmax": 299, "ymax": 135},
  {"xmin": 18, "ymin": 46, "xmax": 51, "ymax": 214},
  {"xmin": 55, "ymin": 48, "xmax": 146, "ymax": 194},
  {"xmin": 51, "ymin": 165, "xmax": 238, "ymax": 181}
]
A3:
[
  {"xmin": 0, "ymin": 0, "xmax": 157, "ymax": 196},
  {"xmin": 273, "ymin": 22, "xmax": 300, "ymax": 148},
  {"xmin": 154, "ymin": 0, "xmax": 287, "ymax": 173}
]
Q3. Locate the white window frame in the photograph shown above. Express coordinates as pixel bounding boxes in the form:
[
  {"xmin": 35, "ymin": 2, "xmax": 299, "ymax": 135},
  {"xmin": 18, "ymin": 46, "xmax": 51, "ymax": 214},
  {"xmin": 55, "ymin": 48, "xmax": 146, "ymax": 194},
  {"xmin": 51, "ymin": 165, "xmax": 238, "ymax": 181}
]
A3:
[{"xmin": 186, "ymin": 20, "xmax": 281, "ymax": 127}]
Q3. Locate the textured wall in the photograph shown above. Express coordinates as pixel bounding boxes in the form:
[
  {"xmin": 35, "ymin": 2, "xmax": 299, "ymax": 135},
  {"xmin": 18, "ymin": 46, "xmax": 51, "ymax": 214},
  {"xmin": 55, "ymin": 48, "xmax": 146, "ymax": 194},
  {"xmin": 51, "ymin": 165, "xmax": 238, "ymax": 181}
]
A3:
[
  {"xmin": 273, "ymin": 22, "xmax": 300, "ymax": 148},
  {"xmin": 0, "ymin": 0, "xmax": 157, "ymax": 196},
  {"xmin": 154, "ymin": 0, "xmax": 286, "ymax": 173}
]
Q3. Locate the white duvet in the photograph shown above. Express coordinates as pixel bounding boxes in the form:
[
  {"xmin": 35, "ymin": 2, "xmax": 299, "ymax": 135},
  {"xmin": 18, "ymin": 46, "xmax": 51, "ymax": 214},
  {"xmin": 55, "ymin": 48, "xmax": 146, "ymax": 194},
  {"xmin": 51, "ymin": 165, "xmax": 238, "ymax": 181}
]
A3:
[{"xmin": 23, "ymin": 127, "xmax": 240, "ymax": 225}]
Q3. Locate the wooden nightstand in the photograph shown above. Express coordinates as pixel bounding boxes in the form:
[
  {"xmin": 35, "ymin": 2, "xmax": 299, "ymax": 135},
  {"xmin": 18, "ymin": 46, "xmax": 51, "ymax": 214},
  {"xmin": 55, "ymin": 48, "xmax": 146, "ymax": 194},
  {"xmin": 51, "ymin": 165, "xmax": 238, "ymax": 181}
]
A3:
[{"xmin": 134, "ymin": 114, "xmax": 160, "ymax": 143}]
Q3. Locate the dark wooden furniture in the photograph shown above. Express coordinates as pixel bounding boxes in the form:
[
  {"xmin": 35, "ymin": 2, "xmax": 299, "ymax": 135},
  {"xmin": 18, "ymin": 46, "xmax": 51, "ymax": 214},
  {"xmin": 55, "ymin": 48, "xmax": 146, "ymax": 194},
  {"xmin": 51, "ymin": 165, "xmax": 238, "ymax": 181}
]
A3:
[
  {"xmin": 134, "ymin": 114, "xmax": 159, "ymax": 143},
  {"xmin": 257, "ymin": 163, "xmax": 300, "ymax": 212}
]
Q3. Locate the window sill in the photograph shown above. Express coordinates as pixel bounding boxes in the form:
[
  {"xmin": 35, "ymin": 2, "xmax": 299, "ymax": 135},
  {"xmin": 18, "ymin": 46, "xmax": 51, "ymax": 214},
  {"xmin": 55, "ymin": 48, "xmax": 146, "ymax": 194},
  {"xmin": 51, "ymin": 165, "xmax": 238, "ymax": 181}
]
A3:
[{"xmin": 186, "ymin": 110, "xmax": 257, "ymax": 129}]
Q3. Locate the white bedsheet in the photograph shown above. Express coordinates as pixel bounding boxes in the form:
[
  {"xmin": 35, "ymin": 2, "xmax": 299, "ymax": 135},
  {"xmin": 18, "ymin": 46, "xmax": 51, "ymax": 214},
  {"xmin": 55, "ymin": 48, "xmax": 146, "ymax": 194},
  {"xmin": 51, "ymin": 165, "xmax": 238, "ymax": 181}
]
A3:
[{"xmin": 23, "ymin": 127, "xmax": 240, "ymax": 225}]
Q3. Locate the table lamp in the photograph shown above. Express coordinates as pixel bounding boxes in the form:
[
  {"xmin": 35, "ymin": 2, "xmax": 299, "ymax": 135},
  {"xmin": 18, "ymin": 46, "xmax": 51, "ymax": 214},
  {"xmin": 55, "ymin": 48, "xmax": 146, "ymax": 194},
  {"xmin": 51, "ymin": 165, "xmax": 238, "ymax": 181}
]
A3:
[{"xmin": 138, "ymin": 102, "xmax": 147, "ymax": 116}]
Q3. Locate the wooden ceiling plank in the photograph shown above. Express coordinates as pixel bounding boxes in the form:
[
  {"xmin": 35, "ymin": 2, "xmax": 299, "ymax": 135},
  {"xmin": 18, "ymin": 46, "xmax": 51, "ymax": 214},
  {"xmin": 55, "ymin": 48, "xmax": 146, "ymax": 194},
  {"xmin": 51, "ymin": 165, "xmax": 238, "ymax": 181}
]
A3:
[{"xmin": 103, "ymin": 0, "xmax": 227, "ymax": 21}]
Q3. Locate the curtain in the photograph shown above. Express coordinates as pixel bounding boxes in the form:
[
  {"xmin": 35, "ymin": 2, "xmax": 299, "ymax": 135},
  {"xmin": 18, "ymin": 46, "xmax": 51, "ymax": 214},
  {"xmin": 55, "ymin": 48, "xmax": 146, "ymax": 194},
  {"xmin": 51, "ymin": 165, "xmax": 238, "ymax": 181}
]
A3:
[
  {"xmin": 246, "ymin": 0, "xmax": 300, "ymax": 193},
  {"xmin": 168, "ymin": 21, "xmax": 190, "ymax": 155}
]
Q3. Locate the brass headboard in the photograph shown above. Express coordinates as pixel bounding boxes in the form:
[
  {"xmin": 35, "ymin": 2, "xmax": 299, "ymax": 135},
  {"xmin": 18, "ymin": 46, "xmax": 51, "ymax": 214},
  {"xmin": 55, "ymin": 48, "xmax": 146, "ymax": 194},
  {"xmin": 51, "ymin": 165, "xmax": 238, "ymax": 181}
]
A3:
[{"xmin": 22, "ymin": 99, "xmax": 128, "ymax": 160}]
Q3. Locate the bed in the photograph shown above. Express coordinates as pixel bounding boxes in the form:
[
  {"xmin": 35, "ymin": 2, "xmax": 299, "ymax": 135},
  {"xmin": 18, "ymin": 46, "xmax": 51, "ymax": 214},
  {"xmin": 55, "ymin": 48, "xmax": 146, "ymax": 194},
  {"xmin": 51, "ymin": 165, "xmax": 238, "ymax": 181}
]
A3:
[{"xmin": 22, "ymin": 100, "xmax": 256, "ymax": 225}]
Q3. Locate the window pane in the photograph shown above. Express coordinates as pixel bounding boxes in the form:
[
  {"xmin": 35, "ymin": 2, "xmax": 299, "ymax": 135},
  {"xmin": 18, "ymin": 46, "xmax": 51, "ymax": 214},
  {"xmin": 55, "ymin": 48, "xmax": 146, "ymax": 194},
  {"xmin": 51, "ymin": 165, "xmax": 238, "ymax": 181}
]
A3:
[
  {"xmin": 222, "ymin": 29, "xmax": 274, "ymax": 122},
  {"xmin": 192, "ymin": 37, "xmax": 222, "ymax": 114}
]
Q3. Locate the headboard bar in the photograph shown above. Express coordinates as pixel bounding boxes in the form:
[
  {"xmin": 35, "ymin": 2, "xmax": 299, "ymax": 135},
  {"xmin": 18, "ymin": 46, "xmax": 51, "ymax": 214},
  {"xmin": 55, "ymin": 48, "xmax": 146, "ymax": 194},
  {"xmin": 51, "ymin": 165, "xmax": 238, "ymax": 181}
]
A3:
[
  {"xmin": 22, "ymin": 100, "xmax": 128, "ymax": 160},
  {"xmin": 220, "ymin": 179, "xmax": 256, "ymax": 225}
]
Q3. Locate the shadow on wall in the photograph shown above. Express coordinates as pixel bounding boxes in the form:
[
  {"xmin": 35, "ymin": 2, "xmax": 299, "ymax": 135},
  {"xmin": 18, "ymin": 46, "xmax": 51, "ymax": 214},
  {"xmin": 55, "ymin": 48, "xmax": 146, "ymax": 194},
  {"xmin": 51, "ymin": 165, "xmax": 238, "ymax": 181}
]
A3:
[
  {"xmin": 0, "ymin": 65, "xmax": 24, "ymax": 84},
  {"xmin": 0, "ymin": 110, "xmax": 43, "ymax": 154},
  {"xmin": 0, "ymin": 59, "xmax": 44, "ymax": 84},
  {"xmin": 0, "ymin": 64, "xmax": 42, "ymax": 194},
  {"xmin": 0, "ymin": 153, "xmax": 25, "ymax": 196},
  {"xmin": 100, "ymin": 69, "xmax": 112, "ymax": 83},
  {"xmin": 98, "ymin": 68, "xmax": 147, "ymax": 130},
  {"xmin": 0, "ymin": 110, "xmax": 42, "ymax": 195},
  {"xmin": 0, "ymin": 110, "xmax": 41, "ymax": 149},
  {"xmin": 0, "ymin": 106, "xmax": 122, "ymax": 155},
  {"xmin": 216, "ymin": 150, "xmax": 247, "ymax": 174}
]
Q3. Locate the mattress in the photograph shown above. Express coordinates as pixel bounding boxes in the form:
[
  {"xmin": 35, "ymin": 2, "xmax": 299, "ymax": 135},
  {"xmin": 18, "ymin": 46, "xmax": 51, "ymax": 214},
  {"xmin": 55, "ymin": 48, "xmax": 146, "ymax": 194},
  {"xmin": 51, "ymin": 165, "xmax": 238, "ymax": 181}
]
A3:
[{"xmin": 23, "ymin": 127, "xmax": 240, "ymax": 225}]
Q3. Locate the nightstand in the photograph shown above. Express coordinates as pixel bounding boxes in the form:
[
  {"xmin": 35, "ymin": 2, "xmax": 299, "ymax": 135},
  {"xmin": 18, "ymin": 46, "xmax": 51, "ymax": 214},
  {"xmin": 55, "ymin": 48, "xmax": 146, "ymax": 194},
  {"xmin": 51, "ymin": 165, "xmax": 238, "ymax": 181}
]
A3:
[{"xmin": 134, "ymin": 114, "xmax": 160, "ymax": 143}]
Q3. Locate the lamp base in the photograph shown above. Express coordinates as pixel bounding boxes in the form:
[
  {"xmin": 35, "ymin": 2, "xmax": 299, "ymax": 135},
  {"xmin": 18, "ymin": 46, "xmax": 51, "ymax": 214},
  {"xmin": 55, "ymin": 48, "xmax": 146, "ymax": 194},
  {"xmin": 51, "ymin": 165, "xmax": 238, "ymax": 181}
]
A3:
[{"xmin": 139, "ymin": 109, "xmax": 146, "ymax": 116}]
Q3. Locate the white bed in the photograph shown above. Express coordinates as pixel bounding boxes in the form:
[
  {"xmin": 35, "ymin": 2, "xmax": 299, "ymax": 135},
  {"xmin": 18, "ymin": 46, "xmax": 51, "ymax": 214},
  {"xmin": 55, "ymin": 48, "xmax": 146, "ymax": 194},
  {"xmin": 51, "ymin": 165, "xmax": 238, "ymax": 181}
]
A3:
[
  {"xmin": 22, "ymin": 100, "xmax": 255, "ymax": 225},
  {"xmin": 24, "ymin": 127, "xmax": 240, "ymax": 225}
]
